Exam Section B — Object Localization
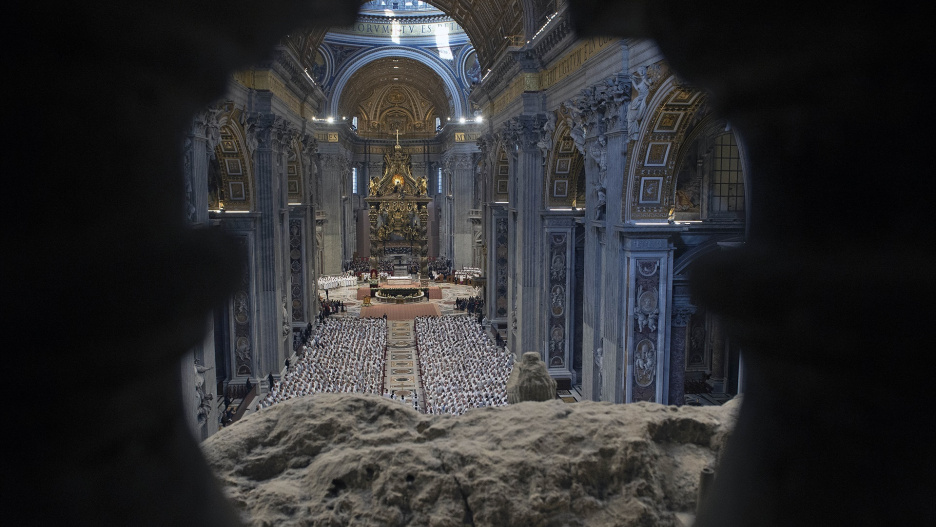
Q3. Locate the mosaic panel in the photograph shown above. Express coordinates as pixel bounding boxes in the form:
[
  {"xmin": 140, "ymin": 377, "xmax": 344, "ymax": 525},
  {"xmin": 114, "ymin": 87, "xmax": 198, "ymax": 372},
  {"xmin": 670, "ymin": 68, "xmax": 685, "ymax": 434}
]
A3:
[
  {"xmin": 632, "ymin": 258, "xmax": 661, "ymax": 402},
  {"xmin": 232, "ymin": 236, "xmax": 252, "ymax": 376},
  {"xmin": 547, "ymin": 232, "xmax": 568, "ymax": 369},
  {"xmin": 289, "ymin": 219, "xmax": 305, "ymax": 322},
  {"xmin": 495, "ymin": 217, "xmax": 509, "ymax": 317}
]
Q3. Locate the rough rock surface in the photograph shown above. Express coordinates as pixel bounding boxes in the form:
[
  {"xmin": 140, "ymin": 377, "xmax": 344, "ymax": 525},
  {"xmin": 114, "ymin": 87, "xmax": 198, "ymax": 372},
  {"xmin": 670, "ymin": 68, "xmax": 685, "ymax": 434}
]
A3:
[
  {"xmin": 506, "ymin": 352, "xmax": 558, "ymax": 404},
  {"xmin": 202, "ymin": 394, "xmax": 740, "ymax": 526}
]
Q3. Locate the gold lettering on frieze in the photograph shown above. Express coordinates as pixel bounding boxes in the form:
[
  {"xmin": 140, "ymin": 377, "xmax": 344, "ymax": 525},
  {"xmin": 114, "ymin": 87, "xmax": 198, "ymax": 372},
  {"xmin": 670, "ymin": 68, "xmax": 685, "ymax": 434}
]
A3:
[
  {"xmin": 455, "ymin": 132, "xmax": 466, "ymax": 142},
  {"xmin": 333, "ymin": 20, "xmax": 464, "ymax": 38},
  {"xmin": 488, "ymin": 37, "xmax": 617, "ymax": 116},
  {"xmin": 327, "ymin": 133, "xmax": 339, "ymax": 143},
  {"xmin": 233, "ymin": 70, "xmax": 271, "ymax": 90},
  {"xmin": 269, "ymin": 76, "xmax": 301, "ymax": 116}
]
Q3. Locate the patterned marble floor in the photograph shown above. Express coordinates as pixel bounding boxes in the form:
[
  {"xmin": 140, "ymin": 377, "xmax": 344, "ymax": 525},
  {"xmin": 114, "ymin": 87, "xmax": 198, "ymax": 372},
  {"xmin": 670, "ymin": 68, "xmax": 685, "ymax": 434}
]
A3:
[
  {"xmin": 321, "ymin": 281, "xmax": 482, "ymax": 319},
  {"xmin": 320, "ymin": 281, "xmax": 482, "ymax": 411},
  {"xmin": 385, "ymin": 320, "xmax": 421, "ymax": 407}
]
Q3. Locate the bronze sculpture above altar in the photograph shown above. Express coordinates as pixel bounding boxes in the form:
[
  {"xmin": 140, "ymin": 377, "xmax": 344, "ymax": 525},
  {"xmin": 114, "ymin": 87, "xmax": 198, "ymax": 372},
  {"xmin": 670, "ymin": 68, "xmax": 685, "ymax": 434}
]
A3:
[{"xmin": 365, "ymin": 131, "xmax": 431, "ymax": 275}]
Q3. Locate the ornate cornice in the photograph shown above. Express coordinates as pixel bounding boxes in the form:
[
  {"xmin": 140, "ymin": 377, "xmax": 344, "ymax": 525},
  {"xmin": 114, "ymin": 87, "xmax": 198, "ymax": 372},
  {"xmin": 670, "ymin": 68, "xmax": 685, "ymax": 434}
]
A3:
[
  {"xmin": 352, "ymin": 13, "xmax": 456, "ymax": 26},
  {"xmin": 529, "ymin": 14, "xmax": 574, "ymax": 66}
]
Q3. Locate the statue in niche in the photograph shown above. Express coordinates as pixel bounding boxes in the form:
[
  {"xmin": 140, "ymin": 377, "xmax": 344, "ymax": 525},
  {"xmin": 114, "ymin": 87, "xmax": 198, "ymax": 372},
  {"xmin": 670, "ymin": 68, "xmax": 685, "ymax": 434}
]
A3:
[
  {"xmin": 629, "ymin": 66, "xmax": 653, "ymax": 141},
  {"xmin": 589, "ymin": 134, "xmax": 608, "ymax": 186},
  {"xmin": 207, "ymin": 155, "xmax": 223, "ymax": 208},
  {"xmin": 537, "ymin": 113, "xmax": 557, "ymax": 163},
  {"xmin": 282, "ymin": 296, "xmax": 290, "ymax": 337},
  {"xmin": 194, "ymin": 359, "xmax": 214, "ymax": 423},
  {"xmin": 506, "ymin": 352, "xmax": 557, "ymax": 404},
  {"xmin": 595, "ymin": 186, "xmax": 607, "ymax": 220},
  {"xmin": 594, "ymin": 347, "xmax": 604, "ymax": 397}
]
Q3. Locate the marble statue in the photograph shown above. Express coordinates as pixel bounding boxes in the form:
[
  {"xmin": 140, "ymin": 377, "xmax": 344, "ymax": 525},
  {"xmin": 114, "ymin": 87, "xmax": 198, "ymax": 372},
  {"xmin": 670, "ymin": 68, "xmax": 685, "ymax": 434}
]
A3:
[{"xmin": 506, "ymin": 352, "xmax": 557, "ymax": 403}]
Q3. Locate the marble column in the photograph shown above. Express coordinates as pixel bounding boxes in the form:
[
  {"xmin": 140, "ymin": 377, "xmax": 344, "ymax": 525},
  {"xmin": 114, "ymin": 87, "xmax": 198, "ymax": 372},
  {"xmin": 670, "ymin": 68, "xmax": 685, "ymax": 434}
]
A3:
[
  {"xmin": 318, "ymin": 151, "xmax": 350, "ymax": 275},
  {"xmin": 184, "ymin": 108, "xmax": 220, "ymax": 226},
  {"xmin": 300, "ymin": 133, "xmax": 319, "ymax": 322},
  {"xmin": 477, "ymin": 133, "xmax": 499, "ymax": 324},
  {"xmin": 181, "ymin": 108, "xmax": 221, "ymax": 438},
  {"xmin": 669, "ymin": 305, "xmax": 696, "ymax": 406},
  {"xmin": 570, "ymin": 98, "xmax": 604, "ymax": 401},
  {"xmin": 447, "ymin": 152, "xmax": 475, "ymax": 269},
  {"xmin": 708, "ymin": 313, "xmax": 726, "ymax": 393},
  {"xmin": 274, "ymin": 123, "xmax": 299, "ymax": 366},
  {"xmin": 504, "ymin": 112, "xmax": 548, "ymax": 358},
  {"xmin": 568, "ymin": 74, "xmax": 632, "ymax": 401},
  {"xmin": 245, "ymin": 110, "xmax": 289, "ymax": 382},
  {"xmin": 438, "ymin": 156, "xmax": 454, "ymax": 263}
]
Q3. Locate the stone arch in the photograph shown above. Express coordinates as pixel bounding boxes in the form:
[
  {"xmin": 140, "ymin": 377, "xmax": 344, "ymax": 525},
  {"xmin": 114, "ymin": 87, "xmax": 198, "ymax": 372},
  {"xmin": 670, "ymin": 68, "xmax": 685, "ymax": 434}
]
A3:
[
  {"xmin": 457, "ymin": 45, "xmax": 480, "ymax": 87},
  {"xmin": 624, "ymin": 74, "xmax": 709, "ymax": 222},
  {"xmin": 306, "ymin": 42, "xmax": 332, "ymax": 85},
  {"xmin": 326, "ymin": 47, "xmax": 465, "ymax": 118},
  {"xmin": 286, "ymin": 136, "xmax": 306, "ymax": 205},
  {"xmin": 214, "ymin": 112, "xmax": 255, "ymax": 212},
  {"xmin": 493, "ymin": 142, "xmax": 511, "ymax": 202},
  {"xmin": 545, "ymin": 117, "xmax": 586, "ymax": 209},
  {"xmin": 669, "ymin": 116, "xmax": 750, "ymax": 223}
]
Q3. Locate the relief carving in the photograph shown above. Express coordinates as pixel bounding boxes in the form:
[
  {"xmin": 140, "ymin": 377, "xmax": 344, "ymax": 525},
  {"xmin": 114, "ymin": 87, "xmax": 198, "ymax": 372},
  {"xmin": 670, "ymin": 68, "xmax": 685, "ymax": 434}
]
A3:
[{"xmin": 634, "ymin": 338, "xmax": 656, "ymax": 387}]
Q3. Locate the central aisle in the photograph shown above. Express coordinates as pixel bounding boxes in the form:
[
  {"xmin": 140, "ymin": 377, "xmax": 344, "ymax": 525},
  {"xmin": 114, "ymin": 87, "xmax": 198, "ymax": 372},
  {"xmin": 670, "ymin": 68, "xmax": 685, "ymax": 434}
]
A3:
[{"xmin": 384, "ymin": 320, "xmax": 422, "ymax": 410}]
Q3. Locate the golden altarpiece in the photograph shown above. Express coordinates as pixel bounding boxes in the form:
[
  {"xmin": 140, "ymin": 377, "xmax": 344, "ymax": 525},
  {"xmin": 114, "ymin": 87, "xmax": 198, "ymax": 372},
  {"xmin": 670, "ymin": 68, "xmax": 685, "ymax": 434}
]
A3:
[{"xmin": 365, "ymin": 138, "xmax": 431, "ymax": 276}]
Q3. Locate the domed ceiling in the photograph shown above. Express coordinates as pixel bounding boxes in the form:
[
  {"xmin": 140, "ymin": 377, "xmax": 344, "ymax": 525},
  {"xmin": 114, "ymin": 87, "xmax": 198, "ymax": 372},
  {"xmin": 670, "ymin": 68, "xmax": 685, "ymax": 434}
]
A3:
[{"xmin": 292, "ymin": 0, "xmax": 557, "ymax": 74}]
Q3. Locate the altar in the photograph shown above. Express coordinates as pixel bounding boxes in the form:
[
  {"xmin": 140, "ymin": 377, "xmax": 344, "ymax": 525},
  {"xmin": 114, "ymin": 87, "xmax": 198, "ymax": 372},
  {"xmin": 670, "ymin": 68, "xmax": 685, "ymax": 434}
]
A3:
[
  {"xmin": 386, "ymin": 275, "xmax": 412, "ymax": 286},
  {"xmin": 365, "ymin": 132, "xmax": 431, "ymax": 277}
]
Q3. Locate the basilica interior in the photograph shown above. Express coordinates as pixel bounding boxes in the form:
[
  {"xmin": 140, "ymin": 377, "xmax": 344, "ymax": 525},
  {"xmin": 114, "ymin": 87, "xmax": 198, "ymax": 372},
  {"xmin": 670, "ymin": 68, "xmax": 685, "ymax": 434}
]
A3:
[
  {"xmin": 7, "ymin": 0, "xmax": 932, "ymax": 526},
  {"xmin": 183, "ymin": 0, "xmax": 748, "ymax": 442}
]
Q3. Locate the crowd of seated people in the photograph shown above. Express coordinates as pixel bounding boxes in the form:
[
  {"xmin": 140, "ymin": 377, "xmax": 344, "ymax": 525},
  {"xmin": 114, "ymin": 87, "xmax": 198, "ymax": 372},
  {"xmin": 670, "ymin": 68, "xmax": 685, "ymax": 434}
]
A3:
[
  {"xmin": 453, "ymin": 267, "xmax": 482, "ymax": 283},
  {"xmin": 318, "ymin": 274, "xmax": 357, "ymax": 290},
  {"xmin": 257, "ymin": 317, "xmax": 388, "ymax": 409},
  {"xmin": 414, "ymin": 315, "xmax": 510, "ymax": 416},
  {"xmin": 427, "ymin": 257, "xmax": 452, "ymax": 280},
  {"xmin": 344, "ymin": 258, "xmax": 370, "ymax": 274}
]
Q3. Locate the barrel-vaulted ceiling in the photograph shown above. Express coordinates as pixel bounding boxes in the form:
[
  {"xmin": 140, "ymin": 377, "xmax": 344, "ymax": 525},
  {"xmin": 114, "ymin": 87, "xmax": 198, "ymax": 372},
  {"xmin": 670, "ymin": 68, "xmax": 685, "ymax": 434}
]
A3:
[
  {"xmin": 291, "ymin": 0, "xmax": 557, "ymax": 73},
  {"xmin": 338, "ymin": 56, "xmax": 451, "ymax": 120},
  {"xmin": 337, "ymin": 56, "xmax": 451, "ymax": 138}
]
